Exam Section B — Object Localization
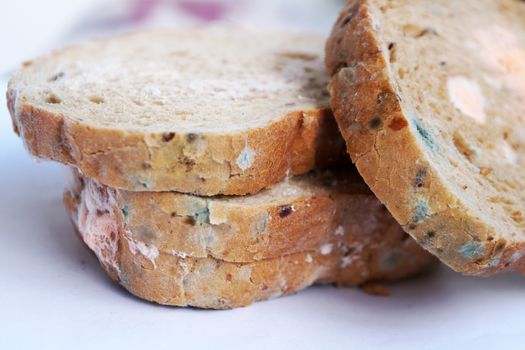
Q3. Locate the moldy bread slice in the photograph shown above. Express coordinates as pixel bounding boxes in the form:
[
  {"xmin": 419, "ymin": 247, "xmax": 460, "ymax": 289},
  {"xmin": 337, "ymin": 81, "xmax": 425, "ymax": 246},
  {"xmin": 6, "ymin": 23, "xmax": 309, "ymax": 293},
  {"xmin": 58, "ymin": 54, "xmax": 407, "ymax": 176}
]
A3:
[
  {"xmin": 64, "ymin": 167, "xmax": 435, "ymax": 308},
  {"xmin": 7, "ymin": 28, "xmax": 345, "ymax": 195},
  {"xmin": 326, "ymin": 0, "xmax": 525, "ymax": 275}
]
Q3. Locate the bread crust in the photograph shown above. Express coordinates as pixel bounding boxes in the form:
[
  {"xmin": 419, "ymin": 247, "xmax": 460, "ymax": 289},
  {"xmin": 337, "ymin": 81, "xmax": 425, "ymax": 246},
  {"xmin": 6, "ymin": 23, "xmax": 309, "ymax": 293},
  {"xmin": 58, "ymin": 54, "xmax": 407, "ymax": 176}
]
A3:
[
  {"xmin": 64, "ymin": 170, "xmax": 435, "ymax": 308},
  {"xmin": 326, "ymin": 0, "xmax": 525, "ymax": 275}
]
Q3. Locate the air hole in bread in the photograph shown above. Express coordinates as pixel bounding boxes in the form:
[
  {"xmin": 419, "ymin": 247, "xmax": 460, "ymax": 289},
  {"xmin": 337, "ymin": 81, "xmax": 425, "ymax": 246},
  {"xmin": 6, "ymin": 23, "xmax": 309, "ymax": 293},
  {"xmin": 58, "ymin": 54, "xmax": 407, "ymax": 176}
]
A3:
[
  {"xmin": 46, "ymin": 94, "xmax": 61, "ymax": 104},
  {"xmin": 279, "ymin": 52, "xmax": 318, "ymax": 61},
  {"xmin": 162, "ymin": 132, "xmax": 175, "ymax": 142},
  {"xmin": 48, "ymin": 72, "xmax": 64, "ymax": 82},
  {"xmin": 88, "ymin": 96, "xmax": 104, "ymax": 104},
  {"xmin": 334, "ymin": 61, "xmax": 348, "ymax": 74},
  {"xmin": 379, "ymin": 3, "xmax": 395, "ymax": 13},
  {"xmin": 403, "ymin": 24, "xmax": 437, "ymax": 38},
  {"xmin": 339, "ymin": 3, "xmax": 359, "ymax": 27},
  {"xmin": 388, "ymin": 42, "xmax": 397, "ymax": 63},
  {"xmin": 480, "ymin": 167, "xmax": 493, "ymax": 177},
  {"xmin": 428, "ymin": 101, "xmax": 439, "ymax": 114},
  {"xmin": 453, "ymin": 132, "xmax": 476, "ymax": 162},
  {"xmin": 369, "ymin": 117, "xmax": 382, "ymax": 129},
  {"xmin": 511, "ymin": 210, "xmax": 524, "ymax": 223},
  {"xmin": 341, "ymin": 16, "xmax": 353, "ymax": 27},
  {"xmin": 489, "ymin": 196, "xmax": 515, "ymax": 205},
  {"xmin": 398, "ymin": 68, "xmax": 406, "ymax": 79},
  {"xmin": 416, "ymin": 28, "xmax": 438, "ymax": 38}
]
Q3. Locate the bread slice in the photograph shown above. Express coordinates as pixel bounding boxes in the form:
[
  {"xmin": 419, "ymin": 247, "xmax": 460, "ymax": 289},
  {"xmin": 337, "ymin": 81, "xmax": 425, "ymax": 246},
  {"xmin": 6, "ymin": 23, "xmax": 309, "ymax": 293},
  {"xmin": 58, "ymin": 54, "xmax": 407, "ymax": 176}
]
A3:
[
  {"xmin": 7, "ymin": 28, "xmax": 346, "ymax": 195},
  {"xmin": 64, "ymin": 167, "xmax": 435, "ymax": 308},
  {"xmin": 326, "ymin": 0, "xmax": 525, "ymax": 275}
]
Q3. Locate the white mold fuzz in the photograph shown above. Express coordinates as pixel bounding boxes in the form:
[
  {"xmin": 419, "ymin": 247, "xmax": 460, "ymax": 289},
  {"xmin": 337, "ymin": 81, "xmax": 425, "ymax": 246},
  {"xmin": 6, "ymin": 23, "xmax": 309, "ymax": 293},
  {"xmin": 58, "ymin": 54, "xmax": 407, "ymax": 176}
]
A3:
[
  {"xmin": 236, "ymin": 146, "xmax": 255, "ymax": 171},
  {"xmin": 76, "ymin": 179, "xmax": 120, "ymax": 272}
]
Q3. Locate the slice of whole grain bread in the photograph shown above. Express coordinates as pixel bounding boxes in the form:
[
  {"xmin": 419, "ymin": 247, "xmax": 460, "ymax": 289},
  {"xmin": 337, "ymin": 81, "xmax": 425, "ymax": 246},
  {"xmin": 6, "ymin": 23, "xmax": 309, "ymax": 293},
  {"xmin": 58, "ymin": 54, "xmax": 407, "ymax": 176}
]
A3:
[
  {"xmin": 64, "ymin": 167, "xmax": 435, "ymax": 308},
  {"xmin": 326, "ymin": 0, "xmax": 525, "ymax": 275},
  {"xmin": 7, "ymin": 28, "xmax": 345, "ymax": 195}
]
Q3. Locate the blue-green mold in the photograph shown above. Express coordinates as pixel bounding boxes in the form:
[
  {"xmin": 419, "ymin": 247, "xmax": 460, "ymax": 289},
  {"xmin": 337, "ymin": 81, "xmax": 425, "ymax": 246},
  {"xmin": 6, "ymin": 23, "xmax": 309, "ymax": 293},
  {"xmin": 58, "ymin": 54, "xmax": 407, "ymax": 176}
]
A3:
[
  {"xmin": 121, "ymin": 204, "xmax": 129, "ymax": 218},
  {"xmin": 190, "ymin": 201, "xmax": 210, "ymax": 225},
  {"xmin": 460, "ymin": 241, "xmax": 486, "ymax": 261},
  {"xmin": 411, "ymin": 201, "xmax": 429, "ymax": 223},
  {"xmin": 411, "ymin": 118, "xmax": 437, "ymax": 151}
]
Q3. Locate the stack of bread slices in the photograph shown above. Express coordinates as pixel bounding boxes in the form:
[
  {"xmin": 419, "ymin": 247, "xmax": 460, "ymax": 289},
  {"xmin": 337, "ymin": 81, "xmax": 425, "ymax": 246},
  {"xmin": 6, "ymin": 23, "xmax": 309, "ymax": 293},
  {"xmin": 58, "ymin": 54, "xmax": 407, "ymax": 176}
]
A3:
[
  {"xmin": 6, "ymin": 29, "xmax": 434, "ymax": 308},
  {"xmin": 8, "ymin": 0, "xmax": 525, "ymax": 309}
]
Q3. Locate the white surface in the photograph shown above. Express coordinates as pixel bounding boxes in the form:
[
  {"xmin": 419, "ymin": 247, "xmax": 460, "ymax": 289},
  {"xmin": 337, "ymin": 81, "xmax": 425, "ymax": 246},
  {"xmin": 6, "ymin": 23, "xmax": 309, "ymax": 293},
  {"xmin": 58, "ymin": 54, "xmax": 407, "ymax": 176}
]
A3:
[
  {"xmin": 0, "ymin": 0, "xmax": 343, "ymax": 76},
  {"xmin": 0, "ymin": 0, "xmax": 98, "ymax": 74},
  {"xmin": 2, "ymin": 79, "xmax": 525, "ymax": 350}
]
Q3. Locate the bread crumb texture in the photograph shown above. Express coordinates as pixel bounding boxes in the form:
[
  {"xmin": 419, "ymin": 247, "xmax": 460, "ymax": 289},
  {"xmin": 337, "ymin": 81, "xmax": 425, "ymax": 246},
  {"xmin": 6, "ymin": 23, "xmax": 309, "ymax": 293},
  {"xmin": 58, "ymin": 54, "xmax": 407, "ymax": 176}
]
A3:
[
  {"xmin": 326, "ymin": 0, "xmax": 525, "ymax": 275},
  {"xmin": 7, "ymin": 28, "xmax": 346, "ymax": 195}
]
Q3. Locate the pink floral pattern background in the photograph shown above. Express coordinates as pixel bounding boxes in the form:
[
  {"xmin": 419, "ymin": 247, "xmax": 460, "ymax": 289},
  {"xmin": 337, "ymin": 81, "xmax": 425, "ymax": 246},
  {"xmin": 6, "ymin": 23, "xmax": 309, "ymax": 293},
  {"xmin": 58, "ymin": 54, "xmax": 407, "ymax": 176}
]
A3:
[
  {"xmin": 129, "ymin": 0, "xmax": 237, "ymax": 22},
  {"xmin": 68, "ymin": 0, "xmax": 344, "ymax": 41}
]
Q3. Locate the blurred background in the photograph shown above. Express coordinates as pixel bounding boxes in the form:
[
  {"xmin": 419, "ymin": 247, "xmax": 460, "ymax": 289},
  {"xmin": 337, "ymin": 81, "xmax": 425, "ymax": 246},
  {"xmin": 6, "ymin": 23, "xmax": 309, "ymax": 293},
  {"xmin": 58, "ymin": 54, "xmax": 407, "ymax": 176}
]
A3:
[{"xmin": 1, "ymin": 0, "xmax": 344, "ymax": 77}]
